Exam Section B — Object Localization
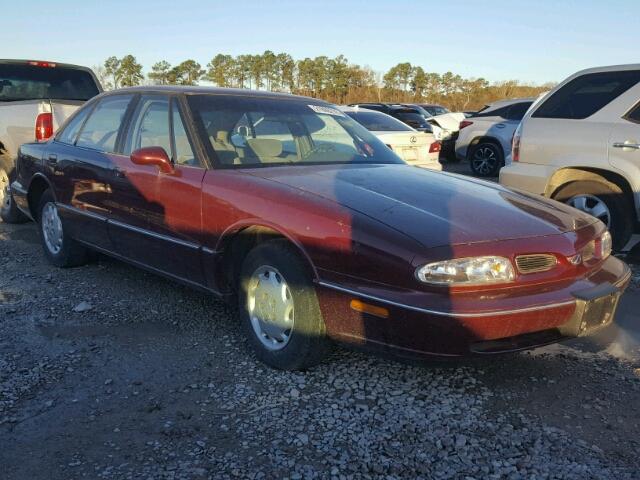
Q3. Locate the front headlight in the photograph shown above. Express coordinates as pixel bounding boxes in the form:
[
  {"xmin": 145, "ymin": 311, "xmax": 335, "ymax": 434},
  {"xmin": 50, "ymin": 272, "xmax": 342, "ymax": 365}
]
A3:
[
  {"xmin": 416, "ymin": 256, "xmax": 515, "ymax": 286},
  {"xmin": 598, "ymin": 231, "xmax": 612, "ymax": 259}
]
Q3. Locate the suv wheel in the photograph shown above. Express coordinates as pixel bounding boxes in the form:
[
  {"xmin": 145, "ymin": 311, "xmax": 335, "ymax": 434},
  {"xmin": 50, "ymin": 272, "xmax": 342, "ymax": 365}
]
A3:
[
  {"xmin": 469, "ymin": 142, "xmax": 503, "ymax": 177},
  {"xmin": 238, "ymin": 239, "xmax": 329, "ymax": 370},
  {"xmin": 36, "ymin": 190, "xmax": 89, "ymax": 267},
  {"xmin": 554, "ymin": 180, "xmax": 634, "ymax": 250},
  {"xmin": 0, "ymin": 160, "xmax": 28, "ymax": 224}
]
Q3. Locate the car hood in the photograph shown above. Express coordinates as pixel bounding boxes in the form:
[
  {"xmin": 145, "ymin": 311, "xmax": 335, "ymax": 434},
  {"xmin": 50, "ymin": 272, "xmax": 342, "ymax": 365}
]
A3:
[{"xmin": 247, "ymin": 164, "xmax": 597, "ymax": 249}]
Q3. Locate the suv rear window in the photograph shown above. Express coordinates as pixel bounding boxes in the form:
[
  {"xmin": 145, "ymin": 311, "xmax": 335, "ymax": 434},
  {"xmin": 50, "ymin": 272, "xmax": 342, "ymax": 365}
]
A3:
[
  {"xmin": 0, "ymin": 63, "xmax": 100, "ymax": 102},
  {"xmin": 532, "ymin": 70, "xmax": 640, "ymax": 120}
]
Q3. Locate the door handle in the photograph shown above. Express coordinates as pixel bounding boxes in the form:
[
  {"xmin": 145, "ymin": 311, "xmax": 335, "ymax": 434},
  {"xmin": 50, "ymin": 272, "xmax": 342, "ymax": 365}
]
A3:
[
  {"xmin": 113, "ymin": 168, "xmax": 126, "ymax": 178},
  {"xmin": 47, "ymin": 154, "xmax": 58, "ymax": 164},
  {"xmin": 612, "ymin": 142, "xmax": 640, "ymax": 150}
]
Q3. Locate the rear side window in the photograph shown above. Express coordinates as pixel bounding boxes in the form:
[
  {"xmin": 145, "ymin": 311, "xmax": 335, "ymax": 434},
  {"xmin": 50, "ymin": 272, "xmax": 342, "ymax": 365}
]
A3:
[
  {"xmin": 532, "ymin": 70, "xmax": 640, "ymax": 119},
  {"xmin": 0, "ymin": 63, "xmax": 100, "ymax": 102},
  {"xmin": 504, "ymin": 102, "xmax": 533, "ymax": 120},
  {"xmin": 626, "ymin": 103, "xmax": 640, "ymax": 124},
  {"xmin": 56, "ymin": 105, "xmax": 93, "ymax": 145},
  {"xmin": 76, "ymin": 95, "xmax": 133, "ymax": 152}
]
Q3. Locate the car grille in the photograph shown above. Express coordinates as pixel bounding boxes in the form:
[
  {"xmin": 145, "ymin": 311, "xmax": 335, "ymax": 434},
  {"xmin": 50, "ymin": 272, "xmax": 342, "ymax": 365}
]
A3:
[{"xmin": 515, "ymin": 254, "xmax": 557, "ymax": 274}]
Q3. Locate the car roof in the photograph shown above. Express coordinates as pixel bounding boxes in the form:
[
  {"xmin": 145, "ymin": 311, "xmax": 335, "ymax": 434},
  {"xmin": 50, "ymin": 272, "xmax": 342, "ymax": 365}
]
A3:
[
  {"xmin": 0, "ymin": 59, "xmax": 95, "ymax": 73},
  {"xmin": 101, "ymin": 85, "xmax": 326, "ymax": 103},
  {"xmin": 570, "ymin": 63, "xmax": 640, "ymax": 76},
  {"xmin": 485, "ymin": 97, "xmax": 536, "ymax": 108}
]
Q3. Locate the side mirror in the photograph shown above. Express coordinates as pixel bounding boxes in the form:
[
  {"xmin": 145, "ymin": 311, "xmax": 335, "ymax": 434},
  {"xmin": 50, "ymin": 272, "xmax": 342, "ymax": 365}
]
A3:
[{"xmin": 130, "ymin": 147, "xmax": 174, "ymax": 174}]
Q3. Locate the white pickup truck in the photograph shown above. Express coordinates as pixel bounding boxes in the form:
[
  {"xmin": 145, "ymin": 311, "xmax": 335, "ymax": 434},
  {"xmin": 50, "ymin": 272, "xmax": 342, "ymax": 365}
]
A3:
[{"xmin": 0, "ymin": 60, "xmax": 101, "ymax": 222}]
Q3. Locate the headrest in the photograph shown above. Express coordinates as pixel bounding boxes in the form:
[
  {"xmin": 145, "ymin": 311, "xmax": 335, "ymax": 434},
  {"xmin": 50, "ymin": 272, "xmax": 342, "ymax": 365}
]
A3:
[
  {"xmin": 216, "ymin": 131, "xmax": 229, "ymax": 144},
  {"xmin": 247, "ymin": 138, "xmax": 283, "ymax": 158}
]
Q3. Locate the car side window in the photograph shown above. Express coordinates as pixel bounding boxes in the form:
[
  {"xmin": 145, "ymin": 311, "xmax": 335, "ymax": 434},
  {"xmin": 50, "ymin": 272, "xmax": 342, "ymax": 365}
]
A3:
[
  {"xmin": 76, "ymin": 95, "xmax": 133, "ymax": 152},
  {"xmin": 532, "ymin": 70, "xmax": 640, "ymax": 120},
  {"xmin": 124, "ymin": 95, "xmax": 171, "ymax": 158},
  {"xmin": 626, "ymin": 103, "xmax": 640, "ymax": 124},
  {"xmin": 56, "ymin": 105, "xmax": 92, "ymax": 145},
  {"xmin": 171, "ymin": 98, "xmax": 199, "ymax": 167},
  {"xmin": 504, "ymin": 102, "xmax": 532, "ymax": 121}
]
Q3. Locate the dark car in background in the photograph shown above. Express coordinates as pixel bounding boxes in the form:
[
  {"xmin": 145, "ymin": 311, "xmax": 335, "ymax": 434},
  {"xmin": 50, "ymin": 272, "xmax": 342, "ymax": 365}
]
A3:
[
  {"xmin": 11, "ymin": 86, "xmax": 630, "ymax": 371},
  {"xmin": 418, "ymin": 103, "xmax": 450, "ymax": 116},
  {"xmin": 0, "ymin": 59, "xmax": 101, "ymax": 222}
]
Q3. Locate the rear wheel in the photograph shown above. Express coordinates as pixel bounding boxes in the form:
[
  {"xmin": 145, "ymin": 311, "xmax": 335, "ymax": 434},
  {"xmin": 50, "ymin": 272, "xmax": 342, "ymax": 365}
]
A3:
[
  {"xmin": 0, "ymin": 158, "xmax": 29, "ymax": 224},
  {"xmin": 553, "ymin": 180, "xmax": 634, "ymax": 250},
  {"xmin": 36, "ymin": 190, "xmax": 89, "ymax": 267},
  {"xmin": 469, "ymin": 142, "xmax": 503, "ymax": 177},
  {"xmin": 238, "ymin": 239, "xmax": 329, "ymax": 370}
]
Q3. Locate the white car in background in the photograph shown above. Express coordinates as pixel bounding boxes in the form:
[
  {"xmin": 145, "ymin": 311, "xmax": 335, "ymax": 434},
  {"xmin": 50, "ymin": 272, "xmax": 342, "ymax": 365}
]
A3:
[
  {"xmin": 500, "ymin": 64, "xmax": 640, "ymax": 250},
  {"xmin": 340, "ymin": 106, "xmax": 442, "ymax": 170},
  {"xmin": 456, "ymin": 97, "xmax": 534, "ymax": 177},
  {"xmin": 0, "ymin": 59, "xmax": 101, "ymax": 222}
]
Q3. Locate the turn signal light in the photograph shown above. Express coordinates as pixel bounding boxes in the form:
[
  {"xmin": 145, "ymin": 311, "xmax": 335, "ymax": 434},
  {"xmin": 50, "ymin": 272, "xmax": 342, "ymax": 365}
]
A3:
[
  {"xmin": 429, "ymin": 141, "xmax": 442, "ymax": 153},
  {"xmin": 459, "ymin": 120, "xmax": 473, "ymax": 130},
  {"xmin": 350, "ymin": 299, "xmax": 389, "ymax": 318},
  {"xmin": 35, "ymin": 113, "xmax": 53, "ymax": 141}
]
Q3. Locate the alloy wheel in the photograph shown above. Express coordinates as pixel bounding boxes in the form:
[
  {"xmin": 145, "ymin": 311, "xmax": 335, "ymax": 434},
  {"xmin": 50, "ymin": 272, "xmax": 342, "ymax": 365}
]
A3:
[
  {"xmin": 566, "ymin": 194, "xmax": 611, "ymax": 227},
  {"xmin": 41, "ymin": 202, "xmax": 64, "ymax": 254},
  {"xmin": 247, "ymin": 265, "xmax": 294, "ymax": 351},
  {"xmin": 471, "ymin": 146, "xmax": 498, "ymax": 176}
]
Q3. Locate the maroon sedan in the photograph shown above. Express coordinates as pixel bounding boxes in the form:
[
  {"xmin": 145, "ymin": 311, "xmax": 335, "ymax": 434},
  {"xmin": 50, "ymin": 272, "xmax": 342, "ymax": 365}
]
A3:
[{"xmin": 10, "ymin": 87, "xmax": 630, "ymax": 370}]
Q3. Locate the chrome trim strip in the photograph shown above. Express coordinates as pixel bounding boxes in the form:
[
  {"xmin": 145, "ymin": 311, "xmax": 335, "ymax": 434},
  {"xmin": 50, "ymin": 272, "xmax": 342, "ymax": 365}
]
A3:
[
  {"xmin": 56, "ymin": 203, "xmax": 107, "ymax": 222},
  {"xmin": 317, "ymin": 281, "xmax": 576, "ymax": 318},
  {"xmin": 109, "ymin": 219, "xmax": 200, "ymax": 250},
  {"xmin": 202, "ymin": 246, "xmax": 219, "ymax": 255}
]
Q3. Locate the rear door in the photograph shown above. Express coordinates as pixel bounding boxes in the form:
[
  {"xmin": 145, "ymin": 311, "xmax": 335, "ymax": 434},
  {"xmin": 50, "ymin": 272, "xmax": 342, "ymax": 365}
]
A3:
[
  {"xmin": 109, "ymin": 94, "xmax": 206, "ymax": 284},
  {"xmin": 51, "ymin": 94, "xmax": 134, "ymax": 250}
]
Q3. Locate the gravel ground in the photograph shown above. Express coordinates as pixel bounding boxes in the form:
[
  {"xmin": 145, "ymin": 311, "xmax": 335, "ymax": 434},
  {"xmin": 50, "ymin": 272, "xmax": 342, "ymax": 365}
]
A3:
[{"xmin": 1, "ymin": 219, "xmax": 640, "ymax": 480}]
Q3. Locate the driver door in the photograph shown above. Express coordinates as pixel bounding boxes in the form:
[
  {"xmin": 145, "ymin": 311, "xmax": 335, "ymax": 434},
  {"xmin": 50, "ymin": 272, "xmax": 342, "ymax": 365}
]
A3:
[{"xmin": 108, "ymin": 95, "xmax": 206, "ymax": 284}]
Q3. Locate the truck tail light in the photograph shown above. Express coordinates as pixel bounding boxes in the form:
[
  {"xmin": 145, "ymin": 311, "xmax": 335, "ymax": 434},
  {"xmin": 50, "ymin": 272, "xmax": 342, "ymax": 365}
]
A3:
[
  {"xmin": 35, "ymin": 113, "xmax": 54, "ymax": 141},
  {"xmin": 512, "ymin": 123, "xmax": 522, "ymax": 162},
  {"xmin": 429, "ymin": 141, "xmax": 442, "ymax": 153},
  {"xmin": 459, "ymin": 120, "xmax": 473, "ymax": 130},
  {"xmin": 28, "ymin": 61, "xmax": 57, "ymax": 68}
]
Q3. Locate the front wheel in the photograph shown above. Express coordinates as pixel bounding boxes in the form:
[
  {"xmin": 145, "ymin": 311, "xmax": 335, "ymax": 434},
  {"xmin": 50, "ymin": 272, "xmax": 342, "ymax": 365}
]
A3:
[
  {"xmin": 469, "ymin": 142, "xmax": 503, "ymax": 177},
  {"xmin": 36, "ymin": 190, "xmax": 89, "ymax": 267},
  {"xmin": 238, "ymin": 239, "xmax": 329, "ymax": 370},
  {"xmin": 553, "ymin": 180, "xmax": 634, "ymax": 251}
]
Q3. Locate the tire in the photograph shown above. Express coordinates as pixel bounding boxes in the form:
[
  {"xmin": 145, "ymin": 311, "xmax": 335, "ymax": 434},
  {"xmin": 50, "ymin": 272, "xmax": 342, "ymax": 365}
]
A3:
[
  {"xmin": 469, "ymin": 142, "xmax": 503, "ymax": 177},
  {"xmin": 553, "ymin": 180, "xmax": 634, "ymax": 251},
  {"xmin": 238, "ymin": 239, "xmax": 329, "ymax": 370},
  {"xmin": 36, "ymin": 190, "xmax": 89, "ymax": 267},
  {"xmin": 0, "ymin": 158, "xmax": 29, "ymax": 224}
]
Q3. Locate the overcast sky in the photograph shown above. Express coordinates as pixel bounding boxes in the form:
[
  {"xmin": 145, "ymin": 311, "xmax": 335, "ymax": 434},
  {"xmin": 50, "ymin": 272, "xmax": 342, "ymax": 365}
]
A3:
[{"xmin": 2, "ymin": 0, "xmax": 638, "ymax": 84}]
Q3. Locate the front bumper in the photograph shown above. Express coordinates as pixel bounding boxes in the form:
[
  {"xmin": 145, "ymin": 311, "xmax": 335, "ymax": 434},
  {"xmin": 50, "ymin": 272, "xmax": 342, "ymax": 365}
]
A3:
[{"xmin": 316, "ymin": 256, "xmax": 630, "ymax": 358}]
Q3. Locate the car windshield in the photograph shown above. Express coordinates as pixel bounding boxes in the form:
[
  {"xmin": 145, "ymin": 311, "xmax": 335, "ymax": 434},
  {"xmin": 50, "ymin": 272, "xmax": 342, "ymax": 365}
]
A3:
[
  {"xmin": 0, "ymin": 63, "xmax": 100, "ymax": 102},
  {"xmin": 346, "ymin": 110, "xmax": 413, "ymax": 132},
  {"xmin": 188, "ymin": 95, "xmax": 404, "ymax": 167}
]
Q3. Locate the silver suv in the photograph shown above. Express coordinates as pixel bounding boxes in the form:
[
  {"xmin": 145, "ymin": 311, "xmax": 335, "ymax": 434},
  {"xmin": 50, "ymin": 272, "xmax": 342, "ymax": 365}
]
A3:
[
  {"xmin": 455, "ymin": 98, "xmax": 534, "ymax": 177},
  {"xmin": 500, "ymin": 64, "xmax": 640, "ymax": 250}
]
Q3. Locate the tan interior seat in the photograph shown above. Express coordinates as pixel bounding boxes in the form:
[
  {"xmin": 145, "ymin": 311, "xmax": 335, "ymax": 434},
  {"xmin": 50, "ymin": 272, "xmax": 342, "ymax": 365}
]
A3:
[{"xmin": 246, "ymin": 138, "xmax": 284, "ymax": 163}]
